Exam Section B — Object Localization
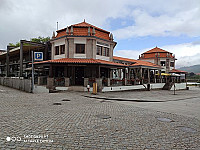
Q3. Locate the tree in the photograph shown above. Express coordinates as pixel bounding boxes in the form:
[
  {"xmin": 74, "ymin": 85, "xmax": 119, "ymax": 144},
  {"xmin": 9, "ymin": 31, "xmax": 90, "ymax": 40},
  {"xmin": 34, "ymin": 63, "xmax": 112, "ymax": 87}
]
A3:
[
  {"xmin": 8, "ymin": 42, "xmax": 20, "ymax": 47},
  {"xmin": 189, "ymin": 72, "xmax": 195, "ymax": 77},
  {"xmin": 30, "ymin": 36, "xmax": 50, "ymax": 43},
  {"xmin": 8, "ymin": 36, "xmax": 50, "ymax": 47}
]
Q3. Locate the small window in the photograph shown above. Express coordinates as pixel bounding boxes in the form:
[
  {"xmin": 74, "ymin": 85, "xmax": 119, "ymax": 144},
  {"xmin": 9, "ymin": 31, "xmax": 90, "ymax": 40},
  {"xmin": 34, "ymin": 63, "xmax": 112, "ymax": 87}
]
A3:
[
  {"xmin": 103, "ymin": 47, "xmax": 106, "ymax": 56},
  {"xmin": 106, "ymin": 48, "xmax": 109, "ymax": 57},
  {"xmin": 60, "ymin": 45, "xmax": 65, "ymax": 54},
  {"xmin": 170, "ymin": 62, "xmax": 174, "ymax": 67},
  {"xmin": 96, "ymin": 46, "xmax": 102, "ymax": 55},
  {"xmin": 55, "ymin": 46, "xmax": 59, "ymax": 55},
  {"xmin": 76, "ymin": 44, "xmax": 85, "ymax": 54},
  {"xmin": 160, "ymin": 61, "xmax": 165, "ymax": 66}
]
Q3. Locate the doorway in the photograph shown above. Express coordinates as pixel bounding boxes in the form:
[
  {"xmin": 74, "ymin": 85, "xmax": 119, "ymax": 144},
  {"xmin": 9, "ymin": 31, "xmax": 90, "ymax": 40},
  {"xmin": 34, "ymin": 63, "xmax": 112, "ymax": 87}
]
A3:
[{"xmin": 75, "ymin": 67, "xmax": 84, "ymax": 85}]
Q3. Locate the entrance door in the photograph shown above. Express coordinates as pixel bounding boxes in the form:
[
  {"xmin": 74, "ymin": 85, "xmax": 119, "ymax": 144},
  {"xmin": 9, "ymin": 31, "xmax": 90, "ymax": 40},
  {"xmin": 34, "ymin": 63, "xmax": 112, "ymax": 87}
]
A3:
[{"xmin": 75, "ymin": 67, "xmax": 84, "ymax": 85}]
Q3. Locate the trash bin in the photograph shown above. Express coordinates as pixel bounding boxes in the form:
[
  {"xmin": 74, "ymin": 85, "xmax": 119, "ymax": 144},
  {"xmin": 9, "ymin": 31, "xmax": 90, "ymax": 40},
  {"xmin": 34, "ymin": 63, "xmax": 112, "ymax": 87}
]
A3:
[{"xmin": 147, "ymin": 83, "xmax": 150, "ymax": 91}]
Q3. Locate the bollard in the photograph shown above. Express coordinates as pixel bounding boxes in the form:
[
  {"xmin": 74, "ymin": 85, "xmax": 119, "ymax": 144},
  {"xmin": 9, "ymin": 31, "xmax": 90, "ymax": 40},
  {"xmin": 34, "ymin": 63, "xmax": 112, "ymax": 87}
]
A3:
[
  {"xmin": 93, "ymin": 83, "xmax": 97, "ymax": 94},
  {"xmin": 147, "ymin": 83, "xmax": 150, "ymax": 91}
]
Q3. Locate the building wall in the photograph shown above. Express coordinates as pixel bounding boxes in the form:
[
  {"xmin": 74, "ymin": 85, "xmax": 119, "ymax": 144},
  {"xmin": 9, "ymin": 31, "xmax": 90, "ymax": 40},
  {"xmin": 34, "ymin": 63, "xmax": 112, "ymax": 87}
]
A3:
[
  {"xmin": 51, "ymin": 37, "xmax": 113, "ymax": 61},
  {"xmin": 140, "ymin": 57, "xmax": 175, "ymax": 73}
]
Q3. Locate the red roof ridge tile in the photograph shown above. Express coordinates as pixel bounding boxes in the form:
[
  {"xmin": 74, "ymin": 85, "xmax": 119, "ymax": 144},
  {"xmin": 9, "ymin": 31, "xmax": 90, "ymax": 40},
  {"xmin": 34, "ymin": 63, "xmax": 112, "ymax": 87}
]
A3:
[
  {"xmin": 34, "ymin": 58, "xmax": 126, "ymax": 66},
  {"xmin": 57, "ymin": 21, "xmax": 110, "ymax": 33},
  {"xmin": 113, "ymin": 56, "xmax": 138, "ymax": 63},
  {"xmin": 169, "ymin": 69, "xmax": 187, "ymax": 73},
  {"xmin": 113, "ymin": 56, "xmax": 161, "ymax": 68},
  {"xmin": 143, "ymin": 47, "xmax": 172, "ymax": 54}
]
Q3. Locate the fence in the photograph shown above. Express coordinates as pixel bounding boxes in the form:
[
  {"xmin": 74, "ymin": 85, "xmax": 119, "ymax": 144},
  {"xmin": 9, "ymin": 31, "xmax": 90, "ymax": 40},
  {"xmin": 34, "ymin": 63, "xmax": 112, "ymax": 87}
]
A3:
[{"xmin": 0, "ymin": 77, "xmax": 32, "ymax": 93}]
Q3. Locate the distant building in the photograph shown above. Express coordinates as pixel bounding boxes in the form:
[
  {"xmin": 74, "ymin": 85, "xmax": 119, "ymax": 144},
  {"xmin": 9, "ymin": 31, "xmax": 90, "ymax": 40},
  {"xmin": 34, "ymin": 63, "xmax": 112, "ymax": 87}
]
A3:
[{"xmin": 139, "ymin": 47, "xmax": 176, "ymax": 73}]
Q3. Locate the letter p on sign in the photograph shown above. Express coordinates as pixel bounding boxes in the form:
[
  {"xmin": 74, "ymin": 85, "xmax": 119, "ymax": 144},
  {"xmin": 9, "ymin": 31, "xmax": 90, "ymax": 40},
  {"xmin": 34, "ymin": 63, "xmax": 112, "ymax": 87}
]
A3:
[{"xmin": 34, "ymin": 52, "xmax": 43, "ymax": 61}]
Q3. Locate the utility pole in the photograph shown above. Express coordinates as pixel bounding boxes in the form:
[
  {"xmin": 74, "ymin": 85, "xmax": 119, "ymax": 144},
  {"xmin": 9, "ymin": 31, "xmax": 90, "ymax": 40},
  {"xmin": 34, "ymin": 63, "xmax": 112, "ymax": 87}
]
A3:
[{"xmin": 32, "ymin": 51, "xmax": 34, "ymax": 92}]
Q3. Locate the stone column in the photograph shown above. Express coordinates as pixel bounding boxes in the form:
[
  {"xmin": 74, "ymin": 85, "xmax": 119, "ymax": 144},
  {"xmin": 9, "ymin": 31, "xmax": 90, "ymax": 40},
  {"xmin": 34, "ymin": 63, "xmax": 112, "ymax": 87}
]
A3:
[
  {"xmin": 51, "ymin": 42, "xmax": 55, "ymax": 60},
  {"xmin": 65, "ymin": 78, "xmax": 70, "ymax": 87},
  {"xmin": 123, "ymin": 68, "xmax": 127, "ymax": 85},
  {"xmin": 38, "ymin": 77, "xmax": 42, "ymax": 85},
  {"xmin": 140, "ymin": 67, "xmax": 143, "ymax": 84},
  {"xmin": 84, "ymin": 78, "xmax": 89, "ymax": 87},
  {"xmin": 65, "ymin": 38, "xmax": 68, "ymax": 58},
  {"xmin": 124, "ymin": 78, "xmax": 127, "ymax": 86},
  {"xmin": 47, "ymin": 78, "xmax": 54, "ymax": 89},
  {"xmin": 107, "ymin": 78, "xmax": 110, "ymax": 86},
  {"xmin": 96, "ymin": 78, "xmax": 102, "ymax": 92},
  {"xmin": 147, "ymin": 69, "xmax": 150, "ymax": 83}
]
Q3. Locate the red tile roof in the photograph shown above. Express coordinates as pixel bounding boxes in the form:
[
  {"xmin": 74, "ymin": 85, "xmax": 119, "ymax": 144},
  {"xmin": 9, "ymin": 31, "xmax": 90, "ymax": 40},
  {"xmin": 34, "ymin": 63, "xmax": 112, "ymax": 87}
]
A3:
[
  {"xmin": 72, "ymin": 21, "xmax": 109, "ymax": 33},
  {"xmin": 113, "ymin": 56, "xmax": 138, "ymax": 63},
  {"xmin": 55, "ymin": 21, "xmax": 110, "ymax": 40},
  {"xmin": 34, "ymin": 58, "xmax": 126, "ymax": 67},
  {"xmin": 139, "ymin": 47, "xmax": 175, "ymax": 59},
  {"xmin": 169, "ymin": 69, "xmax": 187, "ymax": 73},
  {"xmin": 143, "ymin": 47, "xmax": 171, "ymax": 54},
  {"xmin": 113, "ymin": 56, "xmax": 161, "ymax": 68}
]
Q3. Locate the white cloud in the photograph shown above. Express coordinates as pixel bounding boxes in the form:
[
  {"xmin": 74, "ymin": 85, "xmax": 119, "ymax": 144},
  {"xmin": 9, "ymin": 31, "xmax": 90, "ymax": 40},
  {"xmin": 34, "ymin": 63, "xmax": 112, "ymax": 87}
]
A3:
[
  {"xmin": 114, "ymin": 42, "xmax": 200, "ymax": 68},
  {"xmin": 113, "ymin": 6, "xmax": 200, "ymax": 39},
  {"xmin": 1, "ymin": 0, "xmax": 200, "ymax": 49},
  {"xmin": 162, "ymin": 42, "xmax": 200, "ymax": 68}
]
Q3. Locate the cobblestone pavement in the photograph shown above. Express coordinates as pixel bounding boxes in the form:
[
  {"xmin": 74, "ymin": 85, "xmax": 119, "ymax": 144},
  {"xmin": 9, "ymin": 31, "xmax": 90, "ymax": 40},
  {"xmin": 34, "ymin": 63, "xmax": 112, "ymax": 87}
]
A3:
[{"xmin": 0, "ymin": 85, "xmax": 199, "ymax": 149}]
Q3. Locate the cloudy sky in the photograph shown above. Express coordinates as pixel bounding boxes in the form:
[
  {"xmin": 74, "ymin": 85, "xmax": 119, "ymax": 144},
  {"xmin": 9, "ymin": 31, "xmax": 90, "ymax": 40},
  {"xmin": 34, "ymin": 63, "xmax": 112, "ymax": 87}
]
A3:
[{"xmin": 0, "ymin": 0, "xmax": 200, "ymax": 68}]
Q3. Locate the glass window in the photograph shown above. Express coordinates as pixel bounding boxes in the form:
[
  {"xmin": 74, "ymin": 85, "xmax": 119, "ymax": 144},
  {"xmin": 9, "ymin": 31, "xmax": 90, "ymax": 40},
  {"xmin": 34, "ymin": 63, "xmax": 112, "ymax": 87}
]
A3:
[
  {"xmin": 55, "ymin": 46, "xmax": 59, "ymax": 55},
  {"xmin": 60, "ymin": 45, "xmax": 65, "ymax": 54},
  {"xmin": 170, "ymin": 62, "xmax": 174, "ymax": 67},
  {"xmin": 96, "ymin": 46, "xmax": 102, "ymax": 55},
  {"xmin": 103, "ymin": 47, "xmax": 106, "ymax": 56},
  {"xmin": 160, "ymin": 61, "xmax": 166, "ymax": 66},
  {"xmin": 76, "ymin": 44, "xmax": 85, "ymax": 54},
  {"xmin": 106, "ymin": 48, "xmax": 109, "ymax": 57}
]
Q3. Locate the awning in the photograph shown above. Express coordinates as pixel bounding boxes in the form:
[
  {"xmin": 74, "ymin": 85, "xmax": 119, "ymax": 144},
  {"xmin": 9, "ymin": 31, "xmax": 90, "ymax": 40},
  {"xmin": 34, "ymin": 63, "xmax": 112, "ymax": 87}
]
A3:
[
  {"xmin": 156, "ymin": 73, "xmax": 171, "ymax": 76},
  {"xmin": 170, "ymin": 73, "xmax": 181, "ymax": 77}
]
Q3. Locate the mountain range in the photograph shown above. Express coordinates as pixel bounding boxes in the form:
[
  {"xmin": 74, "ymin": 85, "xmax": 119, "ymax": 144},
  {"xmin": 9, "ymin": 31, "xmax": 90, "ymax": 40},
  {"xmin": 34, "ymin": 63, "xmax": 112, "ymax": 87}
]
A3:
[{"xmin": 178, "ymin": 64, "xmax": 200, "ymax": 73}]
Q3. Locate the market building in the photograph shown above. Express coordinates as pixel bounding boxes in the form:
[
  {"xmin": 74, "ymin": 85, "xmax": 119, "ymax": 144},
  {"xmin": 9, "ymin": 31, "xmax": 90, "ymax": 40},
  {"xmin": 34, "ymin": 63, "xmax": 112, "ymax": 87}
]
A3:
[
  {"xmin": 139, "ymin": 47, "xmax": 176, "ymax": 73},
  {"xmin": 0, "ymin": 21, "xmax": 187, "ymax": 92}
]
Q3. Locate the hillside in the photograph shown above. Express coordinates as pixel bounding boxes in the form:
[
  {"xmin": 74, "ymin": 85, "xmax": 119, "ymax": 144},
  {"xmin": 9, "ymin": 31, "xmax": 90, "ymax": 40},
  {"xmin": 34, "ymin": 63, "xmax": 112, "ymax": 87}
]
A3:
[{"xmin": 178, "ymin": 65, "xmax": 200, "ymax": 73}]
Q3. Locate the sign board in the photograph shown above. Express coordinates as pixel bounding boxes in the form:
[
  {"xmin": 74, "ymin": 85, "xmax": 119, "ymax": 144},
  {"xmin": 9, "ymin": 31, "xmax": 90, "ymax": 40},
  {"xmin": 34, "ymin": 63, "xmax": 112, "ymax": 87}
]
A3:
[{"xmin": 34, "ymin": 52, "xmax": 43, "ymax": 61}]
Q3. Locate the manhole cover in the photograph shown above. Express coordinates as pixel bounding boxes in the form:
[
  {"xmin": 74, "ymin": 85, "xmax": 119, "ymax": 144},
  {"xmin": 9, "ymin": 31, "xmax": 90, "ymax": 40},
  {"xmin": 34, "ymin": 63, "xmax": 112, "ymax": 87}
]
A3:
[
  {"xmin": 96, "ymin": 114, "xmax": 111, "ymax": 119},
  {"xmin": 62, "ymin": 99, "xmax": 71, "ymax": 101},
  {"xmin": 180, "ymin": 127, "xmax": 196, "ymax": 133},
  {"xmin": 53, "ymin": 103, "xmax": 62, "ymax": 105},
  {"xmin": 157, "ymin": 117, "xmax": 173, "ymax": 122}
]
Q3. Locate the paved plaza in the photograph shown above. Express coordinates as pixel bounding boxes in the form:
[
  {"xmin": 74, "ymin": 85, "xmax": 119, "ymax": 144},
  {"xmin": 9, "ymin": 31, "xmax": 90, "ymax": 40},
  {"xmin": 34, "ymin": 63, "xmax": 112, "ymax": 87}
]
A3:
[{"xmin": 0, "ymin": 85, "xmax": 199, "ymax": 149}]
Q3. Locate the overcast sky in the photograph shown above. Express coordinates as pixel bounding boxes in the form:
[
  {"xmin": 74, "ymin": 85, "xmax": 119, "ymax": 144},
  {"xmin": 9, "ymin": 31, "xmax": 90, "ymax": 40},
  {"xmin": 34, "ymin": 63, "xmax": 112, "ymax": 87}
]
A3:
[{"xmin": 0, "ymin": 0, "xmax": 200, "ymax": 68}]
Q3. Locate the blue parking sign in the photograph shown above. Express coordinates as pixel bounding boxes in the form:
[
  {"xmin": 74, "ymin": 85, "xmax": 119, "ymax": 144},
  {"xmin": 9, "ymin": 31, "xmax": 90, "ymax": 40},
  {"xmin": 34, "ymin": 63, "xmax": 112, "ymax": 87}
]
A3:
[{"xmin": 34, "ymin": 52, "xmax": 43, "ymax": 61}]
